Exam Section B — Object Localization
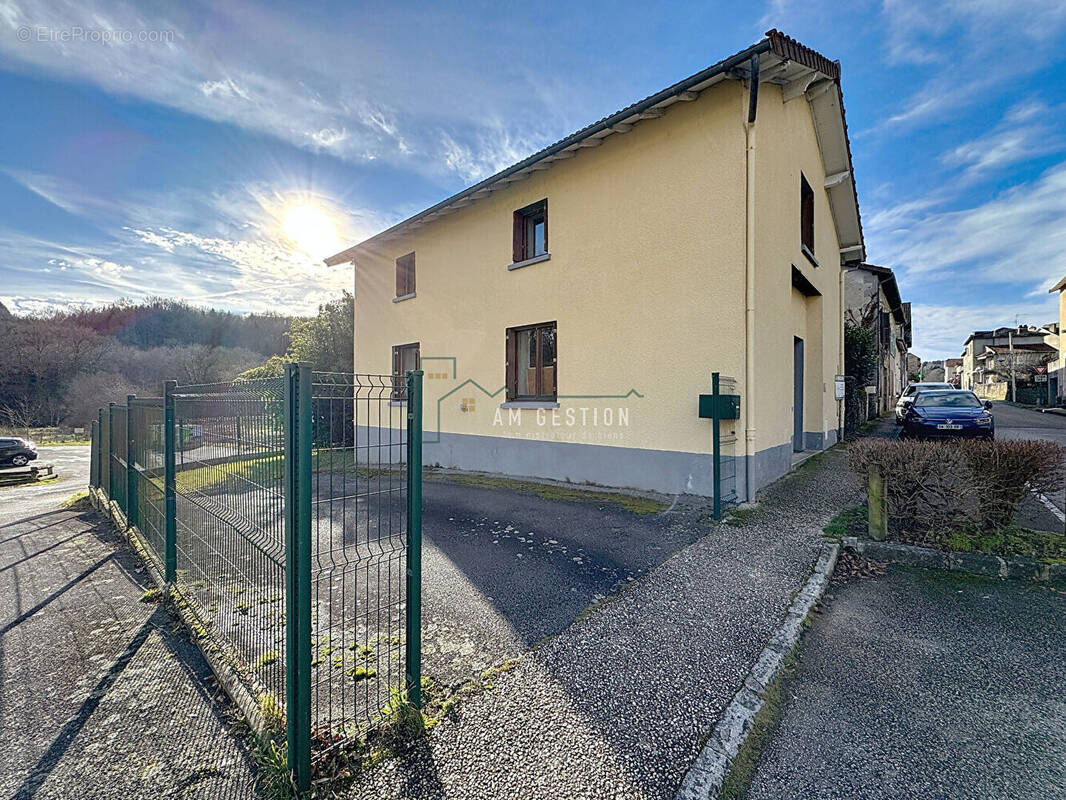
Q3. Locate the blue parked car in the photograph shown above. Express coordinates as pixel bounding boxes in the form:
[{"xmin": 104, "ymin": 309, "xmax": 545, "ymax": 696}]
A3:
[{"xmin": 899, "ymin": 390, "xmax": 994, "ymax": 440}]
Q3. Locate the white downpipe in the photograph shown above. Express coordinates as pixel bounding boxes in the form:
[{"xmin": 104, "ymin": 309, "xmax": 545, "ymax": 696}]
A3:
[{"xmin": 744, "ymin": 112, "xmax": 757, "ymax": 501}]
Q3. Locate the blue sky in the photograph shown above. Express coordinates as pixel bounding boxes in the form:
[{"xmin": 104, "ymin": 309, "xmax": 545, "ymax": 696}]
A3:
[{"xmin": 1, "ymin": 1, "xmax": 1066, "ymax": 359}]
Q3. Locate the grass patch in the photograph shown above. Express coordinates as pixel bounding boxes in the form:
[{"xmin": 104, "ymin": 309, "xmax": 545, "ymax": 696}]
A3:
[
  {"xmin": 823, "ymin": 505, "xmax": 867, "ymax": 539},
  {"xmin": 725, "ymin": 507, "xmax": 758, "ymax": 527},
  {"xmin": 941, "ymin": 525, "xmax": 1066, "ymax": 563},
  {"xmin": 718, "ymin": 651, "xmax": 799, "ymax": 800},
  {"xmin": 427, "ymin": 472, "xmax": 668, "ymax": 514},
  {"xmin": 139, "ymin": 587, "xmax": 164, "ymax": 604},
  {"xmin": 37, "ymin": 439, "xmax": 91, "ymax": 447},
  {"xmin": 61, "ymin": 490, "xmax": 91, "ymax": 511}
]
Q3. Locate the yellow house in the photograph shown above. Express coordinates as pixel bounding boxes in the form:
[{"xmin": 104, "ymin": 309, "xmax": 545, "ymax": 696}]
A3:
[{"xmin": 326, "ymin": 30, "xmax": 865, "ymax": 501}]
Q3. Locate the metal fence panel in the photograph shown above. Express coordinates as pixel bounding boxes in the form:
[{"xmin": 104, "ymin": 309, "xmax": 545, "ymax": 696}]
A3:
[
  {"xmin": 128, "ymin": 398, "xmax": 167, "ymax": 576},
  {"xmin": 307, "ymin": 371, "xmax": 412, "ymax": 763},
  {"xmin": 170, "ymin": 376, "xmax": 289, "ymax": 712},
  {"xmin": 109, "ymin": 404, "xmax": 128, "ymax": 515},
  {"xmin": 86, "ymin": 369, "xmax": 423, "ymax": 794},
  {"xmin": 89, "ymin": 420, "xmax": 100, "ymax": 489}
]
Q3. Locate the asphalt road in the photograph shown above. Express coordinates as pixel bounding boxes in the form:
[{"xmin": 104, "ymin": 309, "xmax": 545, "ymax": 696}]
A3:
[
  {"xmin": 0, "ymin": 448, "xmax": 257, "ymax": 798},
  {"xmin": 992, "ymin": 403, "xmax": 1066, "ymax": 517},
  {"xmin": 0, "ymin": 445, "xmax": 91, "ymax": 522},
  {"xmin": 746, "ymin": 564, "xmax": 1066, "ymax": 800}
]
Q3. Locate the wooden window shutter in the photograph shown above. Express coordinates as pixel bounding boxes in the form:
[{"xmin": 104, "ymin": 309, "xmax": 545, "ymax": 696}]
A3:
[
  {"xmin": 391, "ymin": 345, "xmax": 402, "ymax": 399},
  {"xmin": 505, "ymin": 328, "xmax": 517, "ymax": 401},
  {"xmin": 396, "ymin": 252, "xmax": 415, "ymax": 297},
  {"xmin": 800, "ymin": 176, "xmax": 814, "ymax": 251},
  {"xmin": 512, "ymin": 211, "xmax": 524, "ymax": 263}
]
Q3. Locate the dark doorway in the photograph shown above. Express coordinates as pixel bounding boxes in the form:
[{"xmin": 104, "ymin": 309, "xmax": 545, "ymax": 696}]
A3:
[{"xmin": 793, "ymin": 337, "xmax": 805, "ymax": 452}]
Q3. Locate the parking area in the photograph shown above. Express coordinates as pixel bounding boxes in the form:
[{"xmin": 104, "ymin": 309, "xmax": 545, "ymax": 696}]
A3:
[
  {"xmin": 745, "ymin": 562, "xmax": 1066, "ymax": 800},
  {"xmin": 417, "ymin": 475, "xmax": 708, "ymax": 684}
]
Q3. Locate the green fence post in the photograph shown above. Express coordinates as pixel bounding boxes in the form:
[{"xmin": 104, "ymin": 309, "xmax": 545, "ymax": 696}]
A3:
[
  {"xmin": 712, "ymin": 372, "xmax": 722, "ymax": 522},
  {"xmin": 126, "ymin": 395, "xmax": 138, "ymax": 529},
  {"xmin": 868, "ymin": 465, "xmax": 888, "ymax": 541},
  {"xmin": 284, "ymin": 362, "xmax": 312, "ymax": 795},
  {"xmin": 163, "ymin": 380, "xmax": 178, "ymax": 583},
  {"xmin": 405, "ymin": 369, "xmax": 423, "ymax": 708}
]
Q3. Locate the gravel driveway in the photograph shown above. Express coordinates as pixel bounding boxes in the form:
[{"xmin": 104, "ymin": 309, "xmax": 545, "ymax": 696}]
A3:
[
  {"xmin": 746, "ymin": 563, "xmax": 1066, "ymax": 799},
  {"xmin": 348, "ymin": 449, "xmax": 861, "ymax": 799}
]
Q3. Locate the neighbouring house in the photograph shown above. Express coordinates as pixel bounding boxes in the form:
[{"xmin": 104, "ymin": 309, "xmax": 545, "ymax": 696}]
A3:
[
  {"xmin": 960, "ymin": 325, "xmax": 1059, "ymax": 401},
  {"xmin": 905, "ymin": 352, "xmax": 921, "ymax": 381},
  {"xmin": 844, "ymin": 263, "xmax": 912, "ymax": 418},
  {"xmin": 325, "ymin": 30, "xmax": 864, "ymax": 500},
  {"xmin": 921, "ymin": 360, "xmax": 946, "ymax": 382},
  {"xmin": 1048, "ymin": 276, "xmax": 1066, "ymax": 402},
  {"xmin": 971, "ymin": 342, "xmax": 1058, "ymax": 402},
  {"xmin": 944, "ymin": 358, "xmax": 963, "ymax": 387}
]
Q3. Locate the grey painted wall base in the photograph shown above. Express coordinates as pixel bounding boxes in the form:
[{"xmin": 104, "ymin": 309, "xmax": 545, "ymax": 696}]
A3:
[{"xmin": 416, "ymin": 430, "xmax": 829, "ymax": 500}]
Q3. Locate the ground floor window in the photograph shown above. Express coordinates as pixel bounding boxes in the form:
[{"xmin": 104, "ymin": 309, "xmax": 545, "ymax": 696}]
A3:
[
  {"xmin": 392, "ymin": 342, "xmax": 420, "ymax": 399},
  {"xmin": 506, "ymin": 322, "xmax": 556, "ymax": 400}
]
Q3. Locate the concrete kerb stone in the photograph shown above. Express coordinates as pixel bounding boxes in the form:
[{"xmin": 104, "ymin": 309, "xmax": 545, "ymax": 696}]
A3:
[
  {"xmin": 675, "ymin": 540, "xmax": 840, "ymax": 800},
  {"xmin": 842, "ymin": 536, "xmax": 1066, "ymax": 585}
]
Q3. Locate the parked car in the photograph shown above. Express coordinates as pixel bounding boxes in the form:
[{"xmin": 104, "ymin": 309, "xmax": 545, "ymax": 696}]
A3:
[
  {"xmin": 899, "ymin": 390, "xmax": 994, "ymax": 440},
  {"xmin": 0, "ymin": 436, "xmax": 38, "ymax": 467},
  {"xmin": 895, "ymin": 382, "xmax": 955, "ymax": 424}
]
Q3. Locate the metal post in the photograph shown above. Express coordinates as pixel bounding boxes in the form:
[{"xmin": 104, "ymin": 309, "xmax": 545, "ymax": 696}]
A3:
[
  {"xmin": 405, "ymin": 369, "xmax": 424, "ymax": 708},
  {"xmin": 712, "ymin": 372, "xmax": 722, "ymax": 522},
  {"xmin": 868, "ymin": 465, "xmax": 888, "ymax": 541},
  {"xmin": 284, "ymin": 362, "xmax": 312, "ymax": 794},
  {"xmin": 163, "ymin": 380, "xmax": 178, "ymax": 583},
  {"xmin": 126, "ymin": 395, "xmax": 137, "ymax": 528},
  {"xmin": 108, "ymin": 402, "xmax": 117, "ymax": 501}
]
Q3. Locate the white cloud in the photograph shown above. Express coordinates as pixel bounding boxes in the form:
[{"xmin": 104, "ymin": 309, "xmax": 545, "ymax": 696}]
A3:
[
  {"xmin": 866, "ymin": 160, "xmax": 1066, "ymax": 359},
  {"xmin": 911, "ymin": 300, "xmax": 1059, "ymax": 360},
  {"xmin": 939, "ymin": 100, "xmax": 1066, "ymax": 182},
  {"xmin": 879, "ymin": 0, "xmax": 1066, "ymax": 129},
  {"xmin": 0, "ymin": 0, "xmax": 599, "ymax": 183}
]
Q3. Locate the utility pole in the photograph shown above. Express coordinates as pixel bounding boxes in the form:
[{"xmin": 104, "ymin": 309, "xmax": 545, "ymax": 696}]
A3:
[{"xmin": 1009, "ymin": 329, "xmax": 1017, "ymax": 403}]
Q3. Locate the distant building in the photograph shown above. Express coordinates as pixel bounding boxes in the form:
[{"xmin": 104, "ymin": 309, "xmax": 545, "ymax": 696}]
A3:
[
  {"xmin": 921, "ymin": 360, "xmax": 946, "ymax": 382},
  {"xmin": 844, "ymin": 264, "xmax": 912, "ymax": 416},
  {"xmin": 961, "ymin": 325, "xmax": 1058, "ymax": 402},
  {"xmin": 943, "ymin": 358, "xmax": 963, "ymax": 386}
]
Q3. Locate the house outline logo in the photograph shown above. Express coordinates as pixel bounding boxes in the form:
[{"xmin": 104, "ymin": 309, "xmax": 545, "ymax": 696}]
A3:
[{"xmin": 419, "ymin": 355, "xmax": 644, "ymax": 445}]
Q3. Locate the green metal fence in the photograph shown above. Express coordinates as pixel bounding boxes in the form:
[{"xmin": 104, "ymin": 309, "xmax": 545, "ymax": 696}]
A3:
[{"xmin": 88, "ymin": 364, "xmax": 424, "ymax": 793}]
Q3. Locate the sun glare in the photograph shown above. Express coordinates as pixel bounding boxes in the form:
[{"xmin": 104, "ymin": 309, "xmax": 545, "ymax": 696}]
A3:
[{"xmin": 281, "ymin": 202, "xmax": 342, "ymax": 258}]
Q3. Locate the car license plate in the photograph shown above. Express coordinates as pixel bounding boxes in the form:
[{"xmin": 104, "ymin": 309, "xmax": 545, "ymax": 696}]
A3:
[{"xmin": 937, "ymin": 424, "xmax": 962, "ymax": 431}]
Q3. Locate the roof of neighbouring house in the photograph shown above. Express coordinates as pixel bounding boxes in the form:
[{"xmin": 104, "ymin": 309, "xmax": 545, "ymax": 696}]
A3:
[
  {"xmin": 1049, "ymin": 276, "xmax": 1066, "ymax": 293},
  {"xmin": 854, "ymin": 263, "xmax": 909, "ymax": 330},
  {"xmin": 325, "ymin": 30, "xmax": 864, "ymax": 268},
  {"xmin": 984, "ymin": 343, "xmax": 1058, "ymax": 355}
]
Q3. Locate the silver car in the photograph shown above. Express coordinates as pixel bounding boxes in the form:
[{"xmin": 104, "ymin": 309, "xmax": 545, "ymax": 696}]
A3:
[{"xmin": 895, "ymin": 382, "xmax": 955, "ymax": 424}]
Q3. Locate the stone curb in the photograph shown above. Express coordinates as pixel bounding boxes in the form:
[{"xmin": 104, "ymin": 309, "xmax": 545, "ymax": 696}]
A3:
[
  {"xmin": 841, "ymin": 537, "xmax": 1066, "ymax": 585},
  {"xmin": 674, "ymin": 540, "xmax": 840, "ymax": 800}
]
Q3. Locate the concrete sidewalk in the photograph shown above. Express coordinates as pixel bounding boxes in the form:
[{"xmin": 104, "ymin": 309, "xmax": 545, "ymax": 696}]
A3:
[
  {"xmin": 347, "ymin": 447, "xmax": 862, "ymax": 799},
  {"xmin": 0, "ymin": 505, "xmax": 258, "ymax": 800},
  {"xmin": 747, "ymin": 564, "xmax": 1066, "ymax": 799}
]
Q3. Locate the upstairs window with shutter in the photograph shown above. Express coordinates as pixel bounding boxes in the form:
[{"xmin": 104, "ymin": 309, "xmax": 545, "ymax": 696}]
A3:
[
  {"xmin": 512, "ymin": 200, "xmax": 547, "ymax": 264},
  {"xmin": 391, "ymin": 341, "xmax": 420, "ymax": 400},
  {"xmin": 395, "ymin": 252, "xmax": 415, "ymax": 298},
  {"xmin": 506, "ymin": 322, "xmax": 557, "ymax": 401},
  {"xmin": 800, "ymin": 175, "xmax": 815, "ymax": 264}
]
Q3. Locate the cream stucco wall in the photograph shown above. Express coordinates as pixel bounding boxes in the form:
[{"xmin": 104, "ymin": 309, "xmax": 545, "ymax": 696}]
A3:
[
  {"xmin": 751, "ymin": 83, "xmax": 843, "ymax": 452},
  {"xmin": 347, "ymin": 77, "xmax": 844, "ymax": 496}
]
